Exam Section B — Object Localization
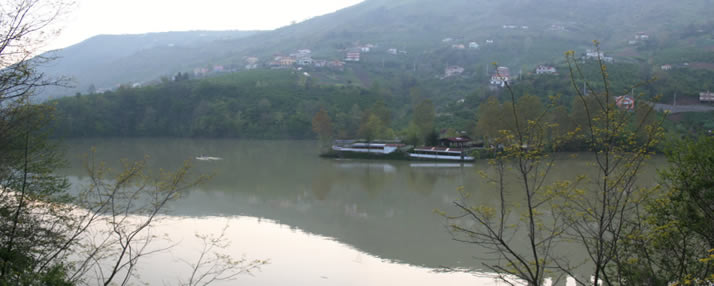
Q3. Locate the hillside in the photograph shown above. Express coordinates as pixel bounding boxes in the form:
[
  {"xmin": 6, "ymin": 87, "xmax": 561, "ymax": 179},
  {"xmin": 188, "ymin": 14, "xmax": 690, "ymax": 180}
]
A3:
[
  {"xmin": 38, "ymin": 30, "xmax": 259, "ymax": 99},
  {"xmin": 50, "ymin": 70, "xmax": 398, "ymax": 139},
  {"xmin": 38, "ymin": 0, "xmax": 714, "ymax": 99}
]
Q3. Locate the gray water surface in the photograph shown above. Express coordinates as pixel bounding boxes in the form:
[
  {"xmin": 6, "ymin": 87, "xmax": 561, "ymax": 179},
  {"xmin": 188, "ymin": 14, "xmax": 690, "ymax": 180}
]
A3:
[{"xmin": 58, "ymin": 138, "xmax": 665, "ymax": 285}]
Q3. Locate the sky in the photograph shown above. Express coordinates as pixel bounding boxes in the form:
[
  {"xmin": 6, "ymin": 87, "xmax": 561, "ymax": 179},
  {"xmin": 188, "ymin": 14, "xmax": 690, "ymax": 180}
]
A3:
[{"xmin": 47, "ymin": 0, "xmax": 364, "ymax": 50}]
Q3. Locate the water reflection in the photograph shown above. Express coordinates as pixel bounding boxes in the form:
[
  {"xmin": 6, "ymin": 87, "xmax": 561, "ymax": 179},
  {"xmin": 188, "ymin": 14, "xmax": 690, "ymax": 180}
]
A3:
[
  {"xmin": 136, "ymin": 216, "xmax": 501, "ymax": 286},
  {"xmin": 58, "ymin": 139, "xmax": 665, "ymax": 285}
]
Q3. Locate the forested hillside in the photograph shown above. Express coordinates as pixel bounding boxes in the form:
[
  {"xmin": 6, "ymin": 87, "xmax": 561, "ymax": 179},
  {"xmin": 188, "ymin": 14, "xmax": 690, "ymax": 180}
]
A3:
[
  {"xmin": 51, "ymin": 61, "xmax": 714, "ymax": 141},
  {"xmin": 52, "ymin": 70, "xmax": 397, "ymax": 139},
  {"xmin": 39, "ymin": 0, "xmax": 714, "ymax": 99}
]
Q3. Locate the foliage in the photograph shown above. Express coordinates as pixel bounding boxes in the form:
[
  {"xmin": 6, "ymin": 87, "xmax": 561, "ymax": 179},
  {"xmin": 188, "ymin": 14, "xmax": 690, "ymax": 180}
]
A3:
[
  {"xmin": 446, "ymin": 69, "xmax": 568, "ymax": 286},
  {"xmin": 446, "ymin": 45, "xmax": 667, "ymax": 286},
  {"xmin": 0, "ymin": 0, "xmax": 75, "ymax": 283},
  {"xmin": 52, "ymin": 70, "xmax": 400, "ymax": 139},
  {"xmin": 1, "ymin": 2, "xmax": 266, "ymax": 285},
  {"xmin": 407, "ymin": 99, "xmax": 435, "ymax": 145},
  {"xmin": 312, "ymin": 107, "xmax": 333, "ymax": 150},
  {"xmin": 616, "ymin": 136, "xmax": 714, "ymax": 285}
]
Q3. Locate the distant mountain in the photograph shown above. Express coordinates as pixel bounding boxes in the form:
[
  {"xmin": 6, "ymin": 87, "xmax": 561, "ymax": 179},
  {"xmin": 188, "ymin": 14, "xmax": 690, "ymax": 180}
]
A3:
[
  {"xmin": 39, "ymin": 0, "xmax": 714, "ymax": 98},
  {"xmin": 38, "ymin": 30, "xmax": 260, "ymax": 99}
]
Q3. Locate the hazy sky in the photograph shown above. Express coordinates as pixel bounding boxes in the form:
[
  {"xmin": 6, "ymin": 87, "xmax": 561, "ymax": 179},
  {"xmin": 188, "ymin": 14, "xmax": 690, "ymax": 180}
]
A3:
[{"xmin": 47, "ymin": 0, "xmax": 363, "ymax": 50}]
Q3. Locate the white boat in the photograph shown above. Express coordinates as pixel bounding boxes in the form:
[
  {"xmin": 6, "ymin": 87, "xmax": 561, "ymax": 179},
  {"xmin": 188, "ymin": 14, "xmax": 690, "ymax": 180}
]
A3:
[
  {"xmin": 331, "ymin": 142, "xmax": 403, "ymax": 155},
  {"xmin": 195, "ymin": 156, "xmax": 223, "ymax": 161},
  {"xmin": 408, "ymin": 147, "xmax": 474, "ymax": 161},
  {"xmin": 409, "ymin": 163, "xmax": 474, "ymax": 168}
]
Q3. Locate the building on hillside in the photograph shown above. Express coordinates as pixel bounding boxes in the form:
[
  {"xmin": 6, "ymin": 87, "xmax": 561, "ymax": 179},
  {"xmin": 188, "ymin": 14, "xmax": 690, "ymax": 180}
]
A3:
[
  {"xmin": 490, "ymin": 66, "xmax": 511, "ymax": 87},
  {"xmin": 279, "ymin": 57, "xmax": 296, "ymax": 67},
  {"xmin": 661, "ymin": 64, "xmax": 672, "ymax": 71},
  {"xmin": 700, "ymin": 91, "xmax": 714, "ymax": 103},
  {"xmin": 549, "ymin": 24, "xmax": 566, "ymax": 31},
  {"xmin": 444, "ymin": 66, "xmax": 465, "ymax": 78},
  {"xmin": 585, "ymin": 49, "xmax": 613, "ymax": 62},
  {"xmin": 297, "ymin": 57, "xmax": 313, "ymax": 66},
  {"xmin": 442, "ymin": 37, "xmax": 453, "ymax": 43},
  {"xmin": 387, "ymin": 48, "xmax": 398, "ymax": 55},
  {"xmin": 469, "ymin": 42, "xmax": 480, "ymax": 49},
  {"xmin": 485, "ymin": 40, "xmax": 494, "ymax": 44},
  {"xmin": 193, "ymin": 67, "xmax": 209, "ymax": 76},
  {"xmin": 327, "ymin": 60, "xmax": 345, "ymax": 70},
  {"xmin": 536, "ymin": 65, "xmax": 557, "ymax": 75},
  {"xmin": 521, "ymin": 25, "xmax": 529, "ymax": 29},
  {"xmin": 451, "ymin": 44, "xmax": 465, "ymax": 49},
  {"xmin": 270, "ymin": 56, "xmax": 296, "ymax": 68},
  {"xmin": 345, "ymin": 51, "xmax": 361, "ymax": 62},
  {"xmin": 616, "ymin": 96, "xmax": 635, "ymax": 111},
  {"xmin": 635, "ymin": 32, "xmax": 649, "ymax": 40},
  {"xmin": 585, "ymin": 49, "xmax": 604, "ymax": 59},
  {"xmin": 313, "ymin": 60, "xmax": 327, "ymax": 68}
]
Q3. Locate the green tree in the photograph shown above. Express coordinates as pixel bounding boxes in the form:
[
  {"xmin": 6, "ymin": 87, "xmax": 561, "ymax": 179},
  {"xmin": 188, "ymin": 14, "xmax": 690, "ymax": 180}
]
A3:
[
  {"xmin": 446, "ymin": 47, "xmax": 666, "ymax": 286},
  {"xmin": 312, "ymin": 107, "xmax": 334, "ymax": 150},
  {"xmin": 0, "ymin": 2, "xmax": 265, "ymax": 285},
  {"xmin": 617, "ymin": 136, "xmax": 714, "ymax": 285},
  {"xmin": 475, "ymin": 96, "xmax": 505, "ymax": 140},
  {"xmin": 358, "ymin": 113, "xmax": 395, "ymax": 144},
  {"xmin": 411, "ymin": 99, "xmax": 435, "ymax": 145}
]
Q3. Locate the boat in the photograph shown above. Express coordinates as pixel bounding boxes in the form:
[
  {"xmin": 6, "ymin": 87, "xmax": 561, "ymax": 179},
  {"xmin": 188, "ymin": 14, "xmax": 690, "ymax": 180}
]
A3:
[
  {"xmin": 407, "ymin": 136, "xmax": 477, "ymax": 162},
  {"xmin": 195, "ymin": 156, "xmax": 223, "ymax": 161},
  {"xmin": 331, "ymin": 142, "xmax": 405, "ymax": 155},
  {"xmin": 408, "ymin": 146, "xmax": 474, "ymax": 161}
]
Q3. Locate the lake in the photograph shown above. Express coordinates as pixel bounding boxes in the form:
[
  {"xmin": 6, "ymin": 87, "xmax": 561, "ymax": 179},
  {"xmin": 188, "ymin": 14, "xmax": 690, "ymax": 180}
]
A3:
[{"xmin": 58, "ymin": 138, "xmax": 666, "ymax": 286}]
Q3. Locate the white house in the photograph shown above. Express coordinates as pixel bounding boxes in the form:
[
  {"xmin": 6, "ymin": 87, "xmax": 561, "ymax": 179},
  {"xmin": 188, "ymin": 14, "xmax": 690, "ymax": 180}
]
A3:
[
  {"xmin": 661, "ymin": 64, "xmax": 672, "ymax": 71},
  {"xmin": 486, "ymin": 40, "xmax": 494, "ymax": 44},
  {"xmin": 490, "ymin": 66, "xmax": 511, "ymax": 87},
  {"xmin": 452, "ymin": 44, "xmax": 465, "ymax": 49},
  {"xmin": 549, "ymin": 24, "xmax": 566, "ymax": 31},
  {"xmin": 700, "ymin": 91, "xmax": 714, "ymax": 103},
  {"xmin": 345, "ymin": 51, "xmax": 360, "ymax": 62},
  {"xmin": 468, "ymin": 42, "xmax": 480, "ymax": 49},
  {"xmin": 387, "ymin": 48, "xmax": 398, "ymax": 55},
  {"xmin": 297, "ymin": 57, "xmax": 313, "ymax": 66},
  {"xmin": 585, "ymin": 49, "xmax": 604, "ymax": 58},
  {"xmin": 444, "ymin": 66, "xmax": 465, "ymax": 78},
  {"xmin": 536, "ymin": 65, "xmax": 557, "ymax": 75}
]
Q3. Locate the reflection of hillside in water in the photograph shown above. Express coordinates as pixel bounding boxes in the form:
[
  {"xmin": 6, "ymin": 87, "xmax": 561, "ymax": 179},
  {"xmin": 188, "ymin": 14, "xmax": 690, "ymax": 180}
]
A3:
[{"xmin": 59, "ymin": 139, "xmax": 665, "ymax": 272}]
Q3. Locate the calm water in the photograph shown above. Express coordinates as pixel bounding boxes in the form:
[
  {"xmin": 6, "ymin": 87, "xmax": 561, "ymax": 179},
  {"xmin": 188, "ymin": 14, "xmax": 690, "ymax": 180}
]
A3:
[{"xmin": 58, "ymin": 138, "xmax": 665, "ymax": 286}]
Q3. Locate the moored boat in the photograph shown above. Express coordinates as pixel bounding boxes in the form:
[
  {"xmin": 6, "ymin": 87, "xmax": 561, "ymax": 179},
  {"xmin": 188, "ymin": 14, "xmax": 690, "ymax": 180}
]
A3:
[
  {"xmin": 408, "ymin": 146, "xmax": 474, "ymax": 161},
  {"xmin": 331, "ymin": 142, "xmax": 405, "ymax": 155}
]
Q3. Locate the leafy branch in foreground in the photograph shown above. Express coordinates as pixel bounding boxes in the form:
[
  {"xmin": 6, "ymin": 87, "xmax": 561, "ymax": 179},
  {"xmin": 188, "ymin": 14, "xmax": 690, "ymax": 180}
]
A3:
[
  {"xmin": 179, "ymin": 225, "xmax": 269, "ymax": 286},
  {"xmin": 444, "ymin": 63, "xmax": 569, "ymax": 286},
  {"xmin": 444, "ymin": 42, "xmax": 666, "ymax": 286}
]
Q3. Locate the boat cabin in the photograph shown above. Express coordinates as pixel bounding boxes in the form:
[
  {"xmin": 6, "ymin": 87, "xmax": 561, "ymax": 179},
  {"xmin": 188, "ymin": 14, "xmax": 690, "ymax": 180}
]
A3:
[{"xmin": 439, "ymin": 136, "xmax": 472, "ymax": 149}]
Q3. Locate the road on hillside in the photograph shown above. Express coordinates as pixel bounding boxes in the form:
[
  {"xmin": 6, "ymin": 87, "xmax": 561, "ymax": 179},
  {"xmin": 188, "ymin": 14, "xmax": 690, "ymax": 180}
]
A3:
[{"xmin": 652, "ymin": 103, "xmax": 714, "ymax": 113}]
